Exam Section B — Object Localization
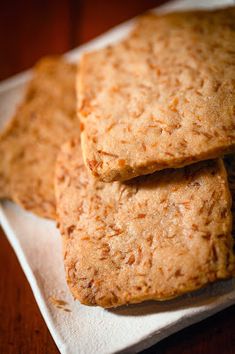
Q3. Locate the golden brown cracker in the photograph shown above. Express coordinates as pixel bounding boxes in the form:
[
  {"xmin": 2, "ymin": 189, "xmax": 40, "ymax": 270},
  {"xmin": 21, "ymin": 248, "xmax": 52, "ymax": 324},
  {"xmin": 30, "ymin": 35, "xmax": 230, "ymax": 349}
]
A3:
[
  {"xmin": 0, "ymin": 57, "xmax": 79, "ymax": 219},
  {"xmin": 55, "ymin": 140, "xmax": 235, "ymax": 308},
  {"xmin": 78, "ymin": 8, "xmax": 235, "ymax": 182}
]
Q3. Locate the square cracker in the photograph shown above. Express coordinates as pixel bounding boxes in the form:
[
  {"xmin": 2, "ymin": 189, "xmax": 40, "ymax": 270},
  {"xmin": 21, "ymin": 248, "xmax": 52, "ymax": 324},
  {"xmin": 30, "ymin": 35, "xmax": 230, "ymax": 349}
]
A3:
[
  {"xmin": 0, "ymin": 57, "xmax": 80, "ymax": 219},
  {"xmin": 78, "ymin": 7, "xmax": 235, "ymax": 182},
  {"xmin": 55, "ymin": 140, "xmax": 235, "ymax": 308}
]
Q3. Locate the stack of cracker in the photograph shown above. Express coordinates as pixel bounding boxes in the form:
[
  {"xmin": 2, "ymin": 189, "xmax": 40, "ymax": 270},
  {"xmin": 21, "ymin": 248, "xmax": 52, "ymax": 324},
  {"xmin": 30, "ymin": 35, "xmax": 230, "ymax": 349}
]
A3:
[{"xmin": 1, "ymin": 7, "xmax": 235, "ymax": 308}]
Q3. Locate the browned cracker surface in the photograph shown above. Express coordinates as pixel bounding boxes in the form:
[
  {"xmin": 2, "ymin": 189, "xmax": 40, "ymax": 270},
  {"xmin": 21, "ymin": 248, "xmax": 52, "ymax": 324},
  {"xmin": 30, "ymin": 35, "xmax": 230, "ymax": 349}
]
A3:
[
  {"xmin": 78, "ymin": 7, "xmax": 235, "ymax": 182},
  {"xmin": 0, "ymin": 57, "xmax": 80, "ymax": 219},
  {"xmin": 55, "ymin": 139, "xmax": 235, "ymax": 308}
]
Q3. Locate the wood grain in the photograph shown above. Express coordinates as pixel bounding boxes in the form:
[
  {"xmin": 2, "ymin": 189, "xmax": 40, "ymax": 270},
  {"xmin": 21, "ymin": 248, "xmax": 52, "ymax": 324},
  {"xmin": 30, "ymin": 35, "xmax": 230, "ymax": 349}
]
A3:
[
  {"xmin": 0, "ymin": 1, "xmax": 235, "ymax": 353},
  {"xmin": 0, "ymin": 0, "xmax": 72, "ymax": 80}
]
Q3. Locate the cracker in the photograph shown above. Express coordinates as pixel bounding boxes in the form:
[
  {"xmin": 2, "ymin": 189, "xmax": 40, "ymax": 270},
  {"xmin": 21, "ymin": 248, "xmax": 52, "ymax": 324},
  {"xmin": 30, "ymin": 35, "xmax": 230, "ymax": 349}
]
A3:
[
  {"xmin": 78, "ymin": 7, "xmax": 235, "ymax": 182},
  {"xmin": 55, "ymin": 139, "xmax": 235, "ymax": 308},
  {"xmin": 0, "ymin": 57, "xmax": 79, "ymax": 219}
]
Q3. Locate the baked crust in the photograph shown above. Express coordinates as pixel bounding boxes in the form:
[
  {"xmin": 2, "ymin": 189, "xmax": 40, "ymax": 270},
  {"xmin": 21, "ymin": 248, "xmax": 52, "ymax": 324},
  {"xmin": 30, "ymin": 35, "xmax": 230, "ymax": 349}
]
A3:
[
  {"xmin": 78, "ymin": 8, "xmax": 235, "ymax": 182},
  {"xmin": 55, "ymin": 140, "xmax": 235, "ymax": 308},
  {"xmin": 0, "ymin": 57, "xmax": 79, "ymax": 219}
]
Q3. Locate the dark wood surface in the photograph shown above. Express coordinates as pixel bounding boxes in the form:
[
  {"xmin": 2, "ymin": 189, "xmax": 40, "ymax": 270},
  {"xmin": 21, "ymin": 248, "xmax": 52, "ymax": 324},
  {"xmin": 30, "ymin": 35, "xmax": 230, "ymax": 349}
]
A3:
[{"xmin": 0, "ymin": 1, "xmax": 235, "ymax": 353}]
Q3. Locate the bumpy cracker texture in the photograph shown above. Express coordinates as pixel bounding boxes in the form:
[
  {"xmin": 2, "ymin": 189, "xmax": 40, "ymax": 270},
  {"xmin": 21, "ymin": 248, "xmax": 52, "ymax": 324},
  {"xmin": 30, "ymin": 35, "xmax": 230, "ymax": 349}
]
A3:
[
  {"xmin": 78, "ymin": 8, "xmax": 235, "ymax": 182},
  {"xmin": 0, "ymin": 57, "xmax": 79, "ymax": 219},
  {"xmin": 55, "ymin": 140, "xmax": 235, "ymax": 308}
]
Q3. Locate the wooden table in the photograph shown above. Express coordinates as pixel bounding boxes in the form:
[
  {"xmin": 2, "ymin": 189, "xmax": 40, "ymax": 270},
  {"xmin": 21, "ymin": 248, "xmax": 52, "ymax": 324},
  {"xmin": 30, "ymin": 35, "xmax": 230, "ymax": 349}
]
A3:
[{"xmin": 0, "ymin": 1, "xmax": 235, "ymax": 353}]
